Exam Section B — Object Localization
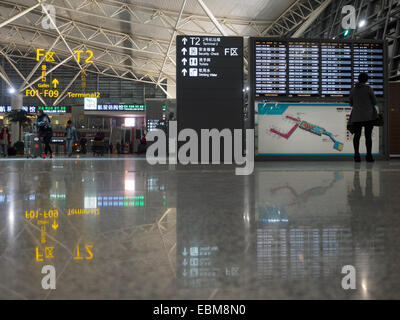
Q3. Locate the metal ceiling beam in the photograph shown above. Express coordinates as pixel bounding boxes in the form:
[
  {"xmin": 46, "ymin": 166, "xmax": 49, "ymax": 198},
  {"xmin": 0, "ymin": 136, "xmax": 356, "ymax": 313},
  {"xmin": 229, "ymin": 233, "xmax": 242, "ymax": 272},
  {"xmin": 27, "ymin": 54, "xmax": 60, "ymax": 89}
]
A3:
[
  {"xmin": 0, "ymin": 25, "xmax": 176, "ymax": 83},
  {"xmin": 0, "ymin": 2, "xmax": 177, "ymax": 71},
  {"xmin": 52, "ymin": 68, "xmax": 83, "ymax": 106},
  {"xmin": 0, "ymin": 0, "xmax": 282, "ymax": 88},
  {"xmin": 292, "ymin": 0, "xmax": 333, "ymax": 37},
  {"xmin": 196, "ymin": 0, "xmax": 228, "ymax": 36},
  {"xmin": 19, "ymin": 54, "xmax": 74, "ymax": 93},
  {"xmin": 0, "ymin": 50, "xmax": 47, "ymax": 105},
  {"xmin": 0, "ymin": 65, "xmax": 13, "ymax": 87},
  {"xmin": 0, "ymin": 22, "xmax": 170, "ymax": 69},
  {"xmin": 43, "ymin": 0, "xmax": 272, "ymax": 36},
  {"xmin": 3, "ymin": 48, "xmax": 173, "ymax": 88},
  {"xmin": 196, "ymin": 0, "xmax": 249, "ymax": 70},
  {"xmin": 157, "ymin": 0, "xmax": 187, "ymax": 85},
  {"xmin": 0, "ymin": 2, "xmax": 40, "ymax": 29},
  {"xmin": 38, "ymin": 0, "xmax": 82, "ymax": 69},
  {"xmin": 261, "ymin": 0, "xmax": 326, "ymax": 36},
  {"xmin": 19, "ymin": 35, "xmax": 62, "ymax": 90}
]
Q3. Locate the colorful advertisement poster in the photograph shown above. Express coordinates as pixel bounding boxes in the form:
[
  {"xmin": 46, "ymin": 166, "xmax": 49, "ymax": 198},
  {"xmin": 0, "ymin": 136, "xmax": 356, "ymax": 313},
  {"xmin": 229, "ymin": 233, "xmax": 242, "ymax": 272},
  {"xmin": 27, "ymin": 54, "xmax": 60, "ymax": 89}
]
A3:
[{"xmin": 257, "ymin": 103, "xmax": 379, "ymax": 155}]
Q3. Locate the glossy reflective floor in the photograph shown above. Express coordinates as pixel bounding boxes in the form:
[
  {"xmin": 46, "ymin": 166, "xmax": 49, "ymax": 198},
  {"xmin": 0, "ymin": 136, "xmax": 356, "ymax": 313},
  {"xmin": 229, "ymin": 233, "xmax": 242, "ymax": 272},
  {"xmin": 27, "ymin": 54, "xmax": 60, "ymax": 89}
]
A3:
[{"xmin": 0, "ymin": 157, "xmax": 400, "ymax": 299}]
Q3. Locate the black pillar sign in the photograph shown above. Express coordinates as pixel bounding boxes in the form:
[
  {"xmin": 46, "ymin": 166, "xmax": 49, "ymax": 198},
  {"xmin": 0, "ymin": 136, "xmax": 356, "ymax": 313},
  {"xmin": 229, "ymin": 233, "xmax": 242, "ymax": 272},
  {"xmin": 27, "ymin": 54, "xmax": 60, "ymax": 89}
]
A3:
[{"xmin": 176, "ymin": 36, "xmax": 244, "ymax": 157}]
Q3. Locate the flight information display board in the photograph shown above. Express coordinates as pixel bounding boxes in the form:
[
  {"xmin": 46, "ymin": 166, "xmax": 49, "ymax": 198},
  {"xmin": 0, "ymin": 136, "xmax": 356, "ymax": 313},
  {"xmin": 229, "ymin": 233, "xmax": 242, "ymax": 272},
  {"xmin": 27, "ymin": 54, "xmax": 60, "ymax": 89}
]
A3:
[
  {"xmin": 255, "ymin": 40, "xmax": 287, "ymax": 97},
  {"xmin": 353, "ymin": 42, "xmax": 384, "ymax": 97},
  {"xmin": 321, "ymin": 42, "xmax": 352, "ymax": 97},
  {"xmin": 288, "ymin": 41, "xmax": 319, "ymax": 97},
  {"xmin": 251, "ymin": 38, "xmax": 386, "ymax": 100}
]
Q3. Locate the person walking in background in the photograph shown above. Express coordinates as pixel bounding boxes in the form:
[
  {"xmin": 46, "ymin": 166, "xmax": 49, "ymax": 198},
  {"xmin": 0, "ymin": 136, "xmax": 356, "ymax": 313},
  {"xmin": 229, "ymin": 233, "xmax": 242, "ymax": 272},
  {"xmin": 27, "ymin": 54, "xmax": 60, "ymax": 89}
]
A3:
[
  {"xmin": 36, "ymin": 109, "xmax": 53, "ymax": 159},
  {"xmin": 94, "ymin": 127, "xmax": 105, "ymax": 141},
  {"xmin": 65, "ymin": 120, "xmax": 78, "ymax": 157},
  {"xmin": 349, "ymin": 73, "xmax": 379, "ymax": 163},
  {"xmin": 0, "ymin": 127, "xmax": 11, "ymax": 157}
]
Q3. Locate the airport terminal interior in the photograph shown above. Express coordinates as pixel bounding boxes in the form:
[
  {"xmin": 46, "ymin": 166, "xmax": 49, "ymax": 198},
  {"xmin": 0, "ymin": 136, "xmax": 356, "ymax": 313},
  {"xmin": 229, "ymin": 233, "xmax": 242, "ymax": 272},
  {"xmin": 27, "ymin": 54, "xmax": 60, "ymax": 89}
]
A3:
[{"xmin": 1, "ymin": 0, "xmax": 400, "ymax": 300}]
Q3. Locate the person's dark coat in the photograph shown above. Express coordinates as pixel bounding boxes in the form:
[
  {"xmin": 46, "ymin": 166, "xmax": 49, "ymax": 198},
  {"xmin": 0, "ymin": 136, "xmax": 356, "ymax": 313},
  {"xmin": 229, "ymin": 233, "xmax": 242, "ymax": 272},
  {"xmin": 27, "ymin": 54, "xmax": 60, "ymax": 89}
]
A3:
[{"xmin": 349, "ymin": 83, "xmax": 378, "ymax": 123}]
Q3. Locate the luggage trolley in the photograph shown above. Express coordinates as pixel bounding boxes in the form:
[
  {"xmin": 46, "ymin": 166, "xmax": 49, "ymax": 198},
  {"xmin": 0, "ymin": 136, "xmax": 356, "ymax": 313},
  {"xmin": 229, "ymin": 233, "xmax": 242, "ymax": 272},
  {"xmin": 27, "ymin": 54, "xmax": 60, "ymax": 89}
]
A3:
[{"xmin": 24, "ymin": 133, "xmax": 43, "ymax": 158}]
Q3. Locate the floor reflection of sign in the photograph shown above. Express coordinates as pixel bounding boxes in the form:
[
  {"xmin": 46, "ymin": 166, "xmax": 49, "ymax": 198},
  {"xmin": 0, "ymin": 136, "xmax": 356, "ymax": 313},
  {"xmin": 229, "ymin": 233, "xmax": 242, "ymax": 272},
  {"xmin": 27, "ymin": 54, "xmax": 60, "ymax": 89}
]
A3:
[
  {"xmin": 190, "ymin": 247, "xmax": 198, "ymax": 256},
  {"xmin": 180, "ymin": 246, "xmax": 221, "ymax": 287},
  {"xmin": 190, "ymin": 258, "xmax": 198, "ymax": 266},
  {"xmin": 36, "ymin": 246, "xmax": 55, "ymax": 262}
]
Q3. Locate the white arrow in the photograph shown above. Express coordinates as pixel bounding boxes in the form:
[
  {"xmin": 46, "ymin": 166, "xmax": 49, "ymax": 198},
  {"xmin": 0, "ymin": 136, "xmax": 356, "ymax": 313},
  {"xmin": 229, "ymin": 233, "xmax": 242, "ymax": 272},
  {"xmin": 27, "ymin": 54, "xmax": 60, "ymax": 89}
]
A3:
[
  {"xmin": 182, "ymin": 68, "xmax": 187, "ymax": 76},
  {"xmin": 182, "ymin": 37, "xmax": 188, "ymax": 45},
  {"xmin": 181, "ymin": 48, "xmax": 187, "ymax": 55},
  {"xmin": 182, "ymin": 58, "xmax": 187, "ymax": 66}
]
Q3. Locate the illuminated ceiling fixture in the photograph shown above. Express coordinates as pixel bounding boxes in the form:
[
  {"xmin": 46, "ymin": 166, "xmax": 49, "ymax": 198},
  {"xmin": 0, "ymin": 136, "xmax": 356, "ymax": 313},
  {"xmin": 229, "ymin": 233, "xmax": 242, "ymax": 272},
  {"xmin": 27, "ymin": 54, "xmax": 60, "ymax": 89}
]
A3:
[
  {"xmin": 359, "ymin": 20, "xmax": 367, "ymax": 28},
  {"xmin": 343, "ymin": 29, "xmax": 350, "ymax": 37},
  {"xmin": 8, "ymin": 87, "xmax": 16, "ymax": 94}
]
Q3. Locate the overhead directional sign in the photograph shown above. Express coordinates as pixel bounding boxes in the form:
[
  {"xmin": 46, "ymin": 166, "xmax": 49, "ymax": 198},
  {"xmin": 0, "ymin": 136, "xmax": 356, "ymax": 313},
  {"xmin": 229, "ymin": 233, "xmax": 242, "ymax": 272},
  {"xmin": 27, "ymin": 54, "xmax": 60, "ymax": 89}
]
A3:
[
  {"xmin": 0, "ymin": 106, "xmax": 70, "ymax": 114},
  {"xmin": 176, "ymin": 35, "xmax": 244, "ymax": 159},
  {"xmin": 52, "ymin": 78, "xmax": 59, "ymax": 89}
]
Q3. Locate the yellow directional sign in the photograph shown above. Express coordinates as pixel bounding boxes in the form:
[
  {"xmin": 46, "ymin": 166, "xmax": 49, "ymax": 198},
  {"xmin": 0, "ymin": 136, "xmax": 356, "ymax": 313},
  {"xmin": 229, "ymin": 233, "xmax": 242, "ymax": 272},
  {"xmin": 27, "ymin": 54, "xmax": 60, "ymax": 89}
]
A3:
[
  {"xmin": 41, "ymin": 225, "xmax": 46, "ymax": 244},
  {"xmin": 52, "ymin": 78, "xmax": 59, "ymax": 89},
  {"xmin": 52, "ymin": 218, "xmax": 58, "ymax": 230}
]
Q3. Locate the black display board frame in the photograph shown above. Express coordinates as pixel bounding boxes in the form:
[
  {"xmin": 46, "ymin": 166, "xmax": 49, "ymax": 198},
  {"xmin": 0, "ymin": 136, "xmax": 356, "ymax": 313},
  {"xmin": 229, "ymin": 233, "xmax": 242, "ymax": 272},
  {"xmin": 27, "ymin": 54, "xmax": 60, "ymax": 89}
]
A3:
[
  {"xmin": 249, "ymin": 37, "xmax": 389, "ymax": 161},
  {"xmin": 250, "ymin": 37, "xmax": 388, "ymax": 102},
  {"xmin": 176, "ymin": 35, "xmax": 244, "ymax": 161}
]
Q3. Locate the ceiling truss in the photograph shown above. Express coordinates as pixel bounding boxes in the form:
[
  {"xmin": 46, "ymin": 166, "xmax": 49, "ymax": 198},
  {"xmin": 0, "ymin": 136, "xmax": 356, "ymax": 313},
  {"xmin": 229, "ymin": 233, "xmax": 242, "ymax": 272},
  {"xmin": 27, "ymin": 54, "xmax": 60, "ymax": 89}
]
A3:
[{"xmin": 0, "ymin": 0, "xmax": 330, "ymax": 102}]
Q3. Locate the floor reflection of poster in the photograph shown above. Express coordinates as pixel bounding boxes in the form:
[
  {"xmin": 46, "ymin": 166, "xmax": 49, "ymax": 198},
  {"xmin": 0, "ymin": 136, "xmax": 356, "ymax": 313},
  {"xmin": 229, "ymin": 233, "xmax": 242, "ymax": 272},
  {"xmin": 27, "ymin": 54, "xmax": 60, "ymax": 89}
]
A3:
[
  {"xmin": 257, "ymin": 103, "xmax": 379, "ymax": 155},
  {"xmin": 256, "ymin": 171, "xmax": 381, "ymax": 220}
]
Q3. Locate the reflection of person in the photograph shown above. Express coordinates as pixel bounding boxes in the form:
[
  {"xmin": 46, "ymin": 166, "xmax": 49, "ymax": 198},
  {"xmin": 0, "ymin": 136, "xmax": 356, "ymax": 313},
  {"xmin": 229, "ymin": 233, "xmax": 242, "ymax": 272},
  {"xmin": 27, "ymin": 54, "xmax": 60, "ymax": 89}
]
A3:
[
  {"xmin": 348, "ymin": 171, "xmax": 384, "ymax": 251},
  {"xmin": 349, "ymin": 73, "xmax": 378, "ymax": 163},
  {"xmin": 36, "ymin": 109, "xmax": 53, "ymax": 159},
  {"xmin": 138, "ymin": 135, "xmax": 147, "ymax": 154},
  {"xmin": 0, "ymin": 127, "xmax": 11, "ymax": 157},
  {"xmin": 65, "ymin": 120, "xmax": 78, "ymax": 157},
  {"xmin": 80, "ymin": 136, "xmax": 87, "ymax": 154},
  {"xmin": 116, "ymin": 141, "xmax": 121, "ymax": 154}
]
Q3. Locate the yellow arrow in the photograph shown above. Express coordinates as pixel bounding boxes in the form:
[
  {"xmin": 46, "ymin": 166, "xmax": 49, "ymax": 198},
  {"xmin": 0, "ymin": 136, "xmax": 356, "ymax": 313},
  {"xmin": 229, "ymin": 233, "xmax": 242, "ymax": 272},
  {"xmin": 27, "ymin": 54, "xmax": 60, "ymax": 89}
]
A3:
[
  {"xmin": 52, "ymin": 78, "xmax": 59, "ymax": 89},
  {"xmin": 41, "ymin": 225, "xmax": 46, "ymax": 244},
  {"xmin": 52, "ymin": 219, "xmax": 58, "ymax": 230}
]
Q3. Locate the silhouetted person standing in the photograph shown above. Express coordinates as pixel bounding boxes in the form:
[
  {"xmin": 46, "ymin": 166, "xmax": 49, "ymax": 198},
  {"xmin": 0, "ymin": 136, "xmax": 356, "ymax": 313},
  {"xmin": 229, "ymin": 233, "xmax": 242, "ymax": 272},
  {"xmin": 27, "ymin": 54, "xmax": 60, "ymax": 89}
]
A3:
[
  {"xmin": 65, "ymin": 120, "xmax": 78, "ymax": 157},
  {"xmin": 349, "ymin": 73, "xmax": 378, "ymax": 163},
  {"xmin": 0, "ymin": 127, "xmax": 10, "ymax": 157},
  {"xmin": 36, "ymin": 109, "xmax": 53, "ymax": 159}
]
